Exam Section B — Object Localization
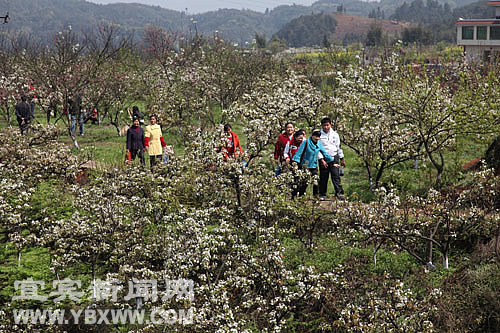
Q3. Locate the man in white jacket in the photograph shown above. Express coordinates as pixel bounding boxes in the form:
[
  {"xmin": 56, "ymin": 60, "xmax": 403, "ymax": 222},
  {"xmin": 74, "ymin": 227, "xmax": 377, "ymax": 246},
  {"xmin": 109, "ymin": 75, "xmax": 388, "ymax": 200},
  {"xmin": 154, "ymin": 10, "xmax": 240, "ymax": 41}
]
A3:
[{"xmin": 318, "ymin": 117, "xmax": 346, "ymax": 200}]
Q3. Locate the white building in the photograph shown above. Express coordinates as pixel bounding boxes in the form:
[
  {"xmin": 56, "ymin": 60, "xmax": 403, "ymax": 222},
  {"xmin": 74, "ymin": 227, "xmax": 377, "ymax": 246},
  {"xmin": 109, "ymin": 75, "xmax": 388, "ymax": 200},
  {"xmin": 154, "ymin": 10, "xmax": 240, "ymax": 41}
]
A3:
[{"xmin": 456, "ymin": 1, "xmax": 500, "ymax": 61}]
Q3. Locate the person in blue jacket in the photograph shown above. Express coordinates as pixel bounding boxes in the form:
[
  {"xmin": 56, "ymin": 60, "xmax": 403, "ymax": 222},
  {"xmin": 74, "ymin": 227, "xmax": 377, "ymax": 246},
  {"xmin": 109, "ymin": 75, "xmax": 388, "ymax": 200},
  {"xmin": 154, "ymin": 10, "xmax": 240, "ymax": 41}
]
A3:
[{"xmin": 291, "ymin": 130, "xmax": 335, "ymax": 197}]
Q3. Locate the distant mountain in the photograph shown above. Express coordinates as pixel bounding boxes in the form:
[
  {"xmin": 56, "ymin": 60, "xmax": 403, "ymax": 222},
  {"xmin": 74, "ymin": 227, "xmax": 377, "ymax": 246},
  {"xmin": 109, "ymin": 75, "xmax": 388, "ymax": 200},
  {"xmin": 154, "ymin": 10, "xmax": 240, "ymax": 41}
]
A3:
[
  {"xmin": 0, "ymin": 0, "xmax": 486, "ymax": 45},
  {"xmin": 0, "ymin": 0, "xmax": 181, "ymax": 40},
  {"xmin": 0, "ymin": 0, "xmax": 341, "ymax": 44}
]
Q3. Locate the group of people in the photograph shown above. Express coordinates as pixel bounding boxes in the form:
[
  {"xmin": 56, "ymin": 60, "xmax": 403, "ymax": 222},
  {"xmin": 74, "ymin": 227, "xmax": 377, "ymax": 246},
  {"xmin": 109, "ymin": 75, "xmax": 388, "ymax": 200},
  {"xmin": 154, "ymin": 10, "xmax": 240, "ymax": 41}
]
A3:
[
  {"xmin": 126, "ymin": 114, "xmax": 346, "ymax": 199},
  {"xmin": 219, "ymin": 118, "xmax": 346, "ymax": 200},
  {"xmin": 274, "ymin": 118, "xmax": 346, "ymax": 200},
  {"xmin": 16, "ymin": 95, "xmax": 346, "ymax": 198},
  {"xmin": 126, "ymin": 109, "xmax": 168, "ymax": 170}
]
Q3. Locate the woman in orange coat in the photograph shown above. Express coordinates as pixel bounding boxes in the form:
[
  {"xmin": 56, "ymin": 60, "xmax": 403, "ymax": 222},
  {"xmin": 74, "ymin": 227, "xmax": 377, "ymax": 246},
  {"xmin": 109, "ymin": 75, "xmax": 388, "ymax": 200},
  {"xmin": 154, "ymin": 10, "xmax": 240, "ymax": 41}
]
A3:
[{"xmin": 221, "ymin": 124, "xmax": 243, "ymax": 159}]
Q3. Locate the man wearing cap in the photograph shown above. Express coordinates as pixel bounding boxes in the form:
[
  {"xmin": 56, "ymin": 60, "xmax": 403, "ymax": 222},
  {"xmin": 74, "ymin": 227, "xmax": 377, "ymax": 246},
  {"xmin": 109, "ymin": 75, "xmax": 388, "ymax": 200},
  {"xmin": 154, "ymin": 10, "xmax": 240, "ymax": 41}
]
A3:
[
  {"xmin": 318, "ymin": 117, "xmax": 346, "ymax": 200},
  {"xmin": 145, "ymin": 114, "xmax": 167, "ymax": 170}
]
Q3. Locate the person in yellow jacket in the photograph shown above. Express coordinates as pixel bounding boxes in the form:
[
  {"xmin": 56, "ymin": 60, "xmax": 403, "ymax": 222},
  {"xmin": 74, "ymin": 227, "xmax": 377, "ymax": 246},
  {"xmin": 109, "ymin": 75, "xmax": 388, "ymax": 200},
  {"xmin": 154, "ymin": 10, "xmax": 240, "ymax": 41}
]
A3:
[{"xmin": 144, "ymin": 114, "xmax": 167, "ymax": 170}]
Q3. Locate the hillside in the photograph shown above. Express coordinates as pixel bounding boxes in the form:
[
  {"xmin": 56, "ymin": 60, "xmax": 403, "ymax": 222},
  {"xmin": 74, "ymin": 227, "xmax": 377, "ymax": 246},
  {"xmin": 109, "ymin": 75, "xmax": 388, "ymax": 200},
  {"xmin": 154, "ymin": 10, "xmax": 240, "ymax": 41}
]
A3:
[
  {"xmin": 0, "ymin": 0, "xmax": 341, "ymax": 44},
  {"xmin": 0, "ymin": 0, "xmax": 481, "ymax": 45},
  {"xmin": 274, "ymin": 13, "xmax": 339, "ymax": 47},
  {"xmin": 275, "ymin": 13, "xmax": 409, "ymax": 46}
]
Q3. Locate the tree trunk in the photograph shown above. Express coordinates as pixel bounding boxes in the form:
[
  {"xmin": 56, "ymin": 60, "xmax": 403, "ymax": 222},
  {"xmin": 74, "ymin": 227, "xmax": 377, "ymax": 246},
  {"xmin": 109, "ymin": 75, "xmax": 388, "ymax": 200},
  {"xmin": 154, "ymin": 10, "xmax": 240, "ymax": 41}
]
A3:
[
  {"xmin": 7, "ymin": 106, "xmax": 11, "ymax": 127},
  {"xmin": 374, "ymin": 160, "xmax": 387, "ymax": 189},
  {"xmin": 373, "ymin": 239, "xmax": 385, "ymax": 268},
  {"xmin": 68, "ymin": 127, "xmax": 80, "ymax": 150},
  {"xmin": 428, "ymin": 240, "xmax": 433, "ymax": 267},
  {"xmin": 92, "ymin": 262, "xmax": 96, "ymax": 300},
  {"xmin": 435, "ymin": 167, "xmax": 443, "ymax": 188},
  {"xmin": 365, "ymin": 161, "xmax": 374, "ymax": 191},
  {"xmin": 111, "ymin": 121, "xmax": 121, "ymax": 136},
  {"xmin": 442, "ymin": 252, "xmax": 449, "ymax": 269},
  {"xmin": 234, "ymin": 174, "xmax": 242, "ymax": 208},
  {"xmin": 425, "ymin": 146, "xmax": 444, "ymax": 188}
]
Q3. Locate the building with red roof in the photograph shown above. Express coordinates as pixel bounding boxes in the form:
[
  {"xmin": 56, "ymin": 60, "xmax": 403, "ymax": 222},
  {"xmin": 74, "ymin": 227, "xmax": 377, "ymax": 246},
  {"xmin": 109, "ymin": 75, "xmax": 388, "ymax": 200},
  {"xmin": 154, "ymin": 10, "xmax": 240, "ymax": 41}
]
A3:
[{"xmin": 456, "ymin": 1, "xmax": 500, "ymax": 61}]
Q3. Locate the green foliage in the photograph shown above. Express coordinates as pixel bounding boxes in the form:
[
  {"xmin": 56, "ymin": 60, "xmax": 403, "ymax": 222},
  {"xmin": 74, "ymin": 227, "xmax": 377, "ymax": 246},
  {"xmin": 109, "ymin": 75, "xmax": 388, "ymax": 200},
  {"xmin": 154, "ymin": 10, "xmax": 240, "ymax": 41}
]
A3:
[
  {"xmin": 402, "ymin": 26, "xmax": 434, "ymax": 45},
  {"xmin": 366, "ymin": 23, "xmax": 384, "ymax": 46},
  {"xmin": 274, "ymin": 13, "xmax": 337, "ymax": 48},
  {"xmin": 255, "ymin": 32, "xmax": 266, "ymax": 48},
  {"xmin": 438, "ymin": 263, "xmax": 500, "ymax": 331}
]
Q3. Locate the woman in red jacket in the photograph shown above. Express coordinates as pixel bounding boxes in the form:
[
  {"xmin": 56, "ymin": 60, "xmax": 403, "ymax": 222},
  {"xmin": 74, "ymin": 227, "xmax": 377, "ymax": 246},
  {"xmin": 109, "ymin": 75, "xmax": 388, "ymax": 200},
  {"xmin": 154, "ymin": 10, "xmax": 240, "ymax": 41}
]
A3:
[
  {"xmin": 222, "ymin": 124, "xmax": 243, "ymax": 159},
  {"xmin": 283, "ymin": 129, "xmax": 305, "ymax": 162},
  {"xmin": 273, "ymin": 122, "xmax": 295, "ymax": 175}
]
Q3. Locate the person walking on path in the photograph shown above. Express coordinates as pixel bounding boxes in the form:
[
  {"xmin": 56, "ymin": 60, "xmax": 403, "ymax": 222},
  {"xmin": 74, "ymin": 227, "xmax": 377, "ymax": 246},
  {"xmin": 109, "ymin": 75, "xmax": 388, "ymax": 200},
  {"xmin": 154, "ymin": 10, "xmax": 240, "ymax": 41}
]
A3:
[
  {"xmin": 15, "ymin": 95, "xmax": 32, "ymax": 136},
  {"xmin": 318, "ymin": 117, "xmax": 346, "ymax": 201},
  {"xmin": 145, "ymin": 114, "xmax": 167, "ymax": 170},
  {"xmin": 126, "ymin": 116, "xmax": 145, "ymax": 166},
  {"xmin": 291, "ymin": 130, "xmax": 334, "ymax": 197},
  {"xmin": 221, "ymin": 124, "xmax": 243, "ymax": 159},
  {"xmin": 274, "ymin": 122, "xmax": 294, "ymax": 175}
]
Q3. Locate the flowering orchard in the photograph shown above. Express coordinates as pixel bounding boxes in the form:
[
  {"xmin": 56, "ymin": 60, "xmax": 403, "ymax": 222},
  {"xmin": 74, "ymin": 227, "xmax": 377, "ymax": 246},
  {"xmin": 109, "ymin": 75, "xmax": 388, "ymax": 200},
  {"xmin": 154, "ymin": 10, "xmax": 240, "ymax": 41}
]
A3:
[
  {"xmin": 0, "ymin": 125, "xmax": 449, "ymax": 332},
  {"xmin": 334, "ymin": 57, "xmax": 500, "ymax": 189},
  {"xmin": 1, "ymin": 26, "xmax": 500, "ymax": 331}
]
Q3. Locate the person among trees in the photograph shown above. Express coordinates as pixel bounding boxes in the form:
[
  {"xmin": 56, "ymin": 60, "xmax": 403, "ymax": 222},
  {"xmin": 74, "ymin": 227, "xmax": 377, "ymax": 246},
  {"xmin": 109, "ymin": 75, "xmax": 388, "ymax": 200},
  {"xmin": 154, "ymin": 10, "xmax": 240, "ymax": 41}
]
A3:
[
  {"xmin": 274, "ymin": 122, "xmax": 295, "ymax": 175},
  {"xmin": 318, "ymin": 117, "xmax": 346, "ymax": 201},
  {"xmin": 15, "ymin": 95, "xmax": 32, "ymax": 136},
  {"xmin": 69, "ymin": 95, "xmax": 84, "ymax": 136},
  {"xmin": 87, "ymin": 107, "xmax": 98, "ymax": 125},
  {"xmin": 291, "ymin": 130, "xmax": 334, "ymax": 197},
  {"xmin": 132, "ymin": 105, "xmax": 144, "ymax": 125},
  {"xmin": 222, "ymin": 124, "xmax": 243, "ymax": 159},
  {"xmin": 144, "ymin": 114, "xmax": 167, "ymax": 170},
  {"xmin": 283, "ymin": 129, "xmax": 305, "ymax": 162},
  {"xmin": 126, "ymin": 116, "xmax": 145, "ymax": 166}
]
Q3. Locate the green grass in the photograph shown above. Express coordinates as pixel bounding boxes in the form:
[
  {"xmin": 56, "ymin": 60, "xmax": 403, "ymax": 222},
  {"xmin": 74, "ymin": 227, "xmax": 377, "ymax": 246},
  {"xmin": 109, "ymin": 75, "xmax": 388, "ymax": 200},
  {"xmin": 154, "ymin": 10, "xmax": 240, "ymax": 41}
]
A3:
[
  {"xmin": 0, "ymin": 243, "xmax": 54, "ymax": 307},
  {"xmin": 283, "ymin": 235, "xmax": 420, "ymax": 278}
]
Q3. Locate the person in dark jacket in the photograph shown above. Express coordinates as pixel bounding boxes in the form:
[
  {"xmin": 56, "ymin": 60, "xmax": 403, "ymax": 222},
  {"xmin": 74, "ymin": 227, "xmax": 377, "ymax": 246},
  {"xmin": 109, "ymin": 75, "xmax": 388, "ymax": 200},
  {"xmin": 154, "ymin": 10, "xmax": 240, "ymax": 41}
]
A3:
[
  {"xmin": 132, "ymin": 105, "xmax": 144, "ymax": 125},
  {"xmin": 69, "ymin": 95, "xmax": 84, "ymax": 136},
  {"xmin": 126, "ymin": 116, "xmax": 145, "ymax": 165},
  {"xmin": 15, "ymin": 95, "xmax": 32, "ymax": 136}
]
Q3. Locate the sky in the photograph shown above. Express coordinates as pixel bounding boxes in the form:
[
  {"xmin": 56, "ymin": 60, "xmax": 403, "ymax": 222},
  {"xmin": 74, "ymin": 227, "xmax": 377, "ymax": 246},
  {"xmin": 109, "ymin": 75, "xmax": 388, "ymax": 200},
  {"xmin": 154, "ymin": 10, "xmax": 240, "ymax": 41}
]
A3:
[{"xmin": 87, "ymin": 0, "xmax": 317, "ymax": 14}]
